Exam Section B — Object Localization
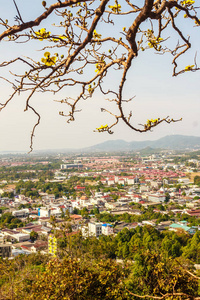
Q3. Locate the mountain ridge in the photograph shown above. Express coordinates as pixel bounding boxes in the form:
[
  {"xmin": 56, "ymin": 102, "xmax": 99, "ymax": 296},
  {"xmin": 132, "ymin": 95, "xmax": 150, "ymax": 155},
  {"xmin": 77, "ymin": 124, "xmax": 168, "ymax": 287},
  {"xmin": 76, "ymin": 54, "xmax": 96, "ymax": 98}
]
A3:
[
  {"xmin": 1, "ymin": 135, "xmax": 200, "ymax": 154},
  {"xmin": 81, "ymin": 135, "xmax": 200, "ymax": 152}
]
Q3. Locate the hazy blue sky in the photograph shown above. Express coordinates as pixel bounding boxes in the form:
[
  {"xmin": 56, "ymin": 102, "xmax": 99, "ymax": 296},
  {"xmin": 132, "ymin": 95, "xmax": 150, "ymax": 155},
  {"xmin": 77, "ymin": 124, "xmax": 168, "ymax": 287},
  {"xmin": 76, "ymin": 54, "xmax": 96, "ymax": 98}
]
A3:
[{"xmin": 0, "ymin": 0, "xmax": 199, "ymax": 152}]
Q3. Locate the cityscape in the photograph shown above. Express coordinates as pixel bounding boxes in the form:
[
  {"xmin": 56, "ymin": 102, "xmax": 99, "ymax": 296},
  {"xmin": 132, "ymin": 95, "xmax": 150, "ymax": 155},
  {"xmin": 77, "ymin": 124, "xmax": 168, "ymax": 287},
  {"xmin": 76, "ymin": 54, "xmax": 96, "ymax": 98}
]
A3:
[
  {"xmin": 1, "ymin": 144, "xmax": 200, "ymax": 298},
  {"xmin": 0, "ymin": 0, "xmax": 200, "ymax": 298}
]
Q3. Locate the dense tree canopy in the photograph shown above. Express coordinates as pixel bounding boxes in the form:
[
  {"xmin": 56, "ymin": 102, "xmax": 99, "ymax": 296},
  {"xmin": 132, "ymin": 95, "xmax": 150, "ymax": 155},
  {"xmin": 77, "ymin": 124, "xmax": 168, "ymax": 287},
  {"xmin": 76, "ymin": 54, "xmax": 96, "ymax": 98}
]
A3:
[
  {"xmin": 0, "ymin": 0, "xmax": 199, "ymax": 150},
  {"xmin": 0, "ymin": 212, "xmax": 24, "ymax": 229},
  {"xmin": 1, "ymin": 229, "xmax": 200, "ymax": 299}
]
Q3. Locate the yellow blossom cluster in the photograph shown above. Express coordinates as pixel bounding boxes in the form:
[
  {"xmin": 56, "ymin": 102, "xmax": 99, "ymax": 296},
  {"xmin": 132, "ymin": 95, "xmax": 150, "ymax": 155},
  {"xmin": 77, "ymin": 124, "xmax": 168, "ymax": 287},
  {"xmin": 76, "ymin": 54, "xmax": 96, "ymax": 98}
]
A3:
[
  {"xmin": 41, "ymin": 52, "xmax": 57, "ymax": 66},
  {"xmin": 34, "ymin": 28, "xmax": 67, "ymax": 43},
  {"xmin": 52, "ymin": 35, "xmax": 67, "ymax": 42},
  {"xmin": 93, "ymin": 30, "xmax": 102, "ymax": 40},
  {"xmin": 96, "ymin": 124, "xmax": 109, "ymax": 132},
  {"xmin": 181, "ymin": 0, "xmax": 195, "ymax": 6},
  {"xmin": 108, "ymin": 3, "xmax": 121, "ymax": 13},
  {"xmin": 35, "ymin": 28, "xmax": 51, "ymax": 41},
  {"xmin": 88, "ymin": 84, "xmax": 95, "ymax": 94},
  {"xmin": 185, "ymin": 65, "xmax": 195, "ymax": 71},
  {"xmin": 95, "ymin": 60, "xmax": 105, "ymax": 73},
  {"xmin": 148, "ymin": 37, "xmax": 163, "ymax": 51},
  {"xmin": 144, "ymin": 118, "xmax": 160, "ymax": 130},
  {"xmin": 144, "ymin": 29, "xmax": 163, "ymax": 51}
]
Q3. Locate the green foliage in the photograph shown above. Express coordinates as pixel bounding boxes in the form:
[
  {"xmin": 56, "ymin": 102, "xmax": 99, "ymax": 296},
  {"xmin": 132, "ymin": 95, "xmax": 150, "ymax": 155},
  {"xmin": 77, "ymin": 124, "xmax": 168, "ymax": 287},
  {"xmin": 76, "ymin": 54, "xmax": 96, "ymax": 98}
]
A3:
[
  {"xmin": 29, "ymin": 258, "xmax": 126, "ymax": 300},
  {"xmin": 182, "ymin": 231, "xmax": 200, "ymax": 263},
  {"xmin": 81, "ymin": 207, "xmax": 89, "ymax": 218},
  {"xmin": 0, "ymin": 161, "xmax": 61, "ymax": 182},
  {"xmin": 111, "ymin": 194, "xmax": 119, "ymax": 201},
  {"xmin": 165, "ymin": 192, "xmax": 170, "ymax": 202},
  {"xmin": 18, "ymin": 203, "xmax": 32, "ymax": 210},
  {"xmin": 1, "ymin": 191, "xmax": 14, "ymax": 198},
  {"xmin": 1, "ymin": 249, "xmax": 200, "ymax": 299},
  {"xmin": 0, "ymin": 225, "xmax": 200, "ymax": 300},
  {"xmin": 126, "ymin": 251, "xmax": 199, "ymax": 298},
  {"xmin": 73, "ymin": 207, "xmax": 80, "ymax": 214},
  {"xmin": 0, "ymin": 253, "xmax": 49, "ymax": 299},
  {"xmin": 161, "ymin": 235, "xmax": 182, "ymax": 258},
  {"xmin": 194, "ymin": 175, "xmax": 200, "ymax": 185},
  {"xmin": 15, "ymin": 180, "xmax": 72, "ymax": 198},
  {"xmin": 90, "ymin": 207, "xmax": 99, "ymax": 215},
  {"xmin": 0, "ymin": 212, "xmax": 24, "ymax": 229},
  {"xmin": 30, "ymin": 231, "xmax": 39, "ymax": 242},
  {"xmin": 0, "ymin": 206, "xmax": 8, "ymax": 214},
  {"xmin": 98, "ymin": 213, "xmax": 116, "ymax": 223}
]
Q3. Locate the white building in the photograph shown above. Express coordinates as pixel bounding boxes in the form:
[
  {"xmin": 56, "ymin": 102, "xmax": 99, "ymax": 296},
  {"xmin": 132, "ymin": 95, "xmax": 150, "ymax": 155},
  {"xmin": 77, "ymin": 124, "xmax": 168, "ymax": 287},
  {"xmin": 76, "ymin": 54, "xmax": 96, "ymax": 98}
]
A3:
[
  {"xmin": 126, "ymin": 177, "xmax": 135, "ymax": 185},
  {"xmin": 95, "ymin": 192, "xmax": 103, "ymax": 198},
  {"xmin": 79, "ymin": 197, "xmax": 90, "ymax": 207},
  {"xmin": 15, "ymin": 233, "xmax": 30, "ymax": 242},
  {"xmin": 41, "ymin": 194, "xmax": 55, "ymax": 202},
  {"xmin": 38, "ymin": 207, "xmax": 51, "ymax": 218},
  {"xmin": 88, "ymin": 222, "xmax": 103, "ymax": 237},
  {"xmin": 178, "ymin": 178, "xmax": 190, "ymax": 184},
  {"xmin": 107, "ymin": 178, "xmax": 115, "ymax": 186},
  {"xmin": 59, "ymin": 204, "xmax": 73, "ymax": 214},
  {"xmin": 83, "ymin": 222, "xmax": 114, "ymax": 237},
  {"xmin": 142, "ymin": 220, "xmax": 156, "ymax": 226},
  {"xmin": 90, "ymin": 198, "xmax": 103, "ymax": 205},
  {"xmin": 8, "ymin": 233, "xmax": 30, "ymax": 242},
  {"xmin": 50, "ymin": 207, "xmax": 62, "ymax": 217},
  {"xmin": 12, "ymin": 209, "xmax": 29, "ymax": 218},
  {"xmin": 60, "ymin": 163, "xmax": 83, "ymax": 169},
  {"xmin": 148, "ymin": 194, "xmax": 166, "ymax": 203},
  {"xmin": 102, "ymin": 224, "xmax": 113, "ymax": 235}
]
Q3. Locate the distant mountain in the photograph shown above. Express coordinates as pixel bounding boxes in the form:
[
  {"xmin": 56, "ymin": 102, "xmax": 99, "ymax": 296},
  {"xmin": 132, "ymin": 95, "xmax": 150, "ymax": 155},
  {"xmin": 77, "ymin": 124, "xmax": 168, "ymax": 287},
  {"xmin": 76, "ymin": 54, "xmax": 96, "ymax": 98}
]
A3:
[
  {"xmin": 2, "ymin": 135, "xmax": 200, "ymax": 155},
  {"xmin": 146, "ymin": 135, "xmax": 200, "ymax": 149},
  {"xmin": 82, "ymin": 135, "xmax": 200, "ymax": 152},
  {"xmin": 138, "ymin": 147, "xmax": 163, "ymax": 156}
]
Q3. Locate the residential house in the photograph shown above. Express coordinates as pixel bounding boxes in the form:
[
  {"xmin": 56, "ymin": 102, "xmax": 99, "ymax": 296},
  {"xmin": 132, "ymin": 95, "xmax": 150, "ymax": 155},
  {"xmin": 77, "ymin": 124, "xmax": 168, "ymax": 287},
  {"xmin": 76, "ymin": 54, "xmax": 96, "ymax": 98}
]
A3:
[
  {"xmin": 102, "ymin": 223, "xmax": 113, "ymax": 235},
  {"xmin": 148, "ymin": 193, "xmax": 166, "ymax": 203}
]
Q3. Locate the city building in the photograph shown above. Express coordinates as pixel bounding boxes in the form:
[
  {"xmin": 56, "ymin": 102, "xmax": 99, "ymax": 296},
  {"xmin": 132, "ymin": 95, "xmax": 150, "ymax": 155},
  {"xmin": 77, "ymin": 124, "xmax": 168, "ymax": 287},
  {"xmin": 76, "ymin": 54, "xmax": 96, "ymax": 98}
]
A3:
[
  {"xmin": 88, "ymin": 222, "xmax": 103, "ymax": 237},
  {"xmin": 0, "ymin": 244, "xmax": 12, "ymax": 258}
]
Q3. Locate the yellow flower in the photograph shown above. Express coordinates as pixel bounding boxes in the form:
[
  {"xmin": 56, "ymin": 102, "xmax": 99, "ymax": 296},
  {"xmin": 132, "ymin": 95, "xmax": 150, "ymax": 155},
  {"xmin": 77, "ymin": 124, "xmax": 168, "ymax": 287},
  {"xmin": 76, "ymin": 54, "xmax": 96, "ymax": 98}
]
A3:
[
  {"xmin": 181, "ymin": 0, "xmax": 195, "ymax": 6},
  {"xmin": 93, "ymin": 30, "xmax": 102, "ymax": 40},
  {"xmin": 41, "ymin": 52, "xmax": 57, "ymax": 66},
  {"xmin": 151, "ymin": 118, "xmax": 159, "ymax": 124},
  {"xmin": 185, "ymin": 65, "xmax": 195, "ymax": 71},
  {"xmin": 148, "ymin": 37, "xmax": 163, "ymax": 51},
  {"xmin": 96, "ymin": 124, "xmax": 108, "ymax": 132},
  {"xmin": 95, "ymin": 63, "xmax": 101, "ymax": 73},
  {"xmin": 95, "ymin": 61, "xmax": 106, "ymax": 73},
  {"xmin": 52, "ymin": 35, "xmax": 67, "ymax": 42},
  {"xmin": 146, "ymin": 119, "xmax": 151, "ymax": 126},
  {"xmin": 35, "ymin": 28, "xmax": 51, "ymax": 41},
  {"xmin": 88, "ymin": 84, "xmax": 94, "ymax": 94},
  {"xmin": 108, "ymin": 4, "xmax": 121, "ymax": 12},
  {"xmin": 145, "ymin": 118, "xmax": 160, "ymax": 129}
]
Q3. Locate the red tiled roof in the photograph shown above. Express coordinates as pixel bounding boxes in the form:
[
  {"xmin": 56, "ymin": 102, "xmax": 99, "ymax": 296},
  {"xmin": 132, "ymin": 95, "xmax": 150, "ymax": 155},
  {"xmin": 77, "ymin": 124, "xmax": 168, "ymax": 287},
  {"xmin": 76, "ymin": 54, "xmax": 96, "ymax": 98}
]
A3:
[{"xmin": 70, "ymin": 214, "xmax": 82, "ymax": 220}]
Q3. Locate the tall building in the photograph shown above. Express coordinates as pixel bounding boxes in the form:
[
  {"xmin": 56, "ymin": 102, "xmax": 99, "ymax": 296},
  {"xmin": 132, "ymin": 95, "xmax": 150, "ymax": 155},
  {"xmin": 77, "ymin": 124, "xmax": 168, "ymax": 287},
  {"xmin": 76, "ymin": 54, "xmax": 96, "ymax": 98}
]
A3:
[
  {"xmin": 0, "ymin": 238, "xmax": 12, "ymax": 258},
  {"xmin": 88, "ymin": 222, "xmax": 102, "ymax": 237}
]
